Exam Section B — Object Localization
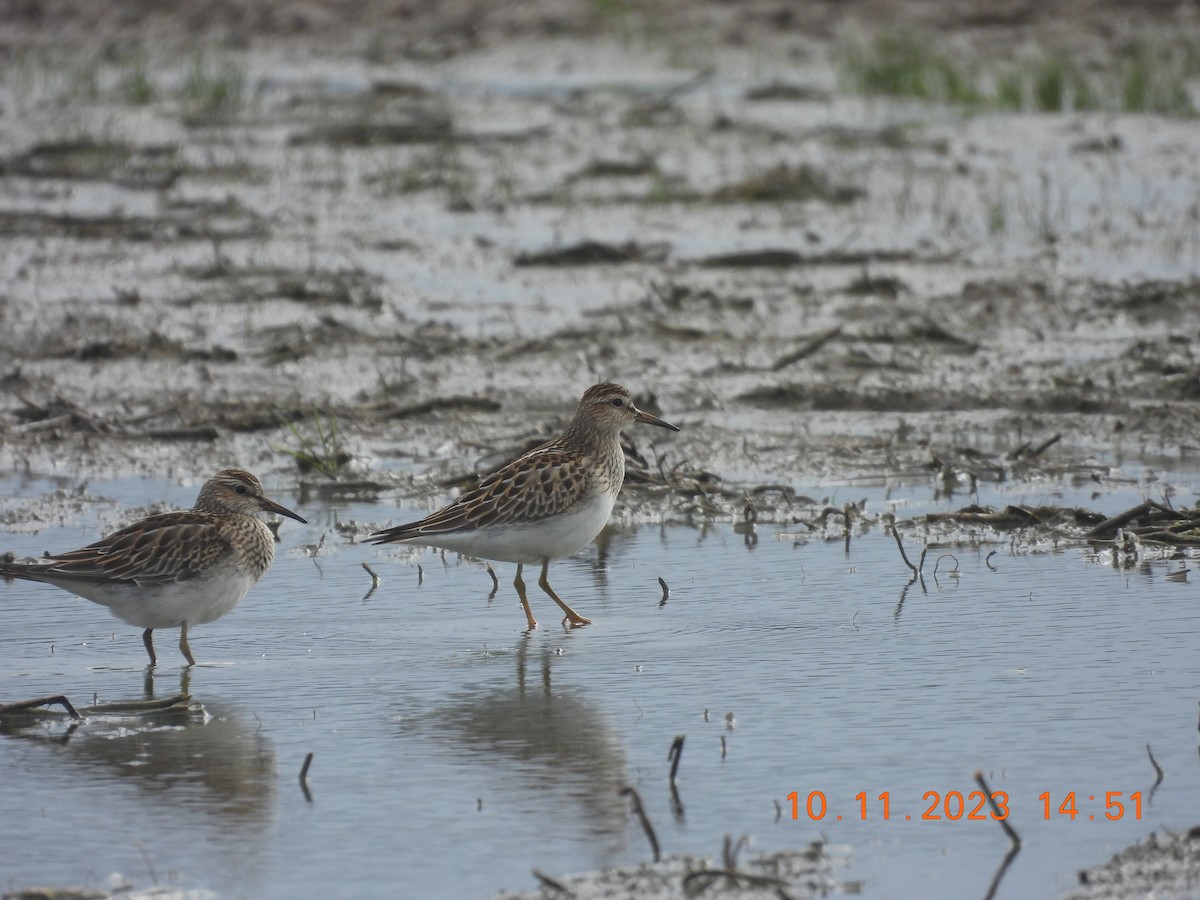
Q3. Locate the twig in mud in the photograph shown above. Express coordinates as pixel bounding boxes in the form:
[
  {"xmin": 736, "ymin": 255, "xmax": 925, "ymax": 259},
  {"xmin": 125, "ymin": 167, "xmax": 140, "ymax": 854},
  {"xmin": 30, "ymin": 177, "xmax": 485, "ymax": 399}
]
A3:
[
  {"xmin": 486, "ymin": 564, "xmax": 499, "ymax": 600},
  {"xmin": 770, "ymin": 324, "xmax": 844, "ymax": 371},
  {"xmin": 722, "ymin": 834, "xmax": 750, "ymax": 869},
  {"xmin": 0, "ymin": 694, "xmax": 82, "ymax": 720},
  {"xmin": 668, "ymin": 735, "xmax": 685, "ymax": 784},
  {"xmin": 658, "ymin": 576, "xmax": 670, "ymax": 606},
  {"xmin": 975, "ymin": 771, "xmax": 1020, "ymax": 849},
  {"xmin": 1085, "ymin": 499, "xmax": 1175, "ymax": 540},
  {"xmin": 136, "ymin": 844, "xmax": 159, "ymax": 887},
  {"xmin": 531, "ymin": 869, "xmax": 574, "ymax": 897},
  {"xmin": 1147, "ymin": 743, "xmax": 1164, "ymax": 785},
  {"xmin": 886, "ymin": 514, "xmax": 919, "ymax": 576},
  {"xmin": 619, "ymin": 786, "xmax": 661, "ymax": 862},
  {"xmin": 682, "ymin": 868, "xmax": 785, "ymax": 893},
  {"xmin": 1029, "ymin": 433, "xmax": 1061, "ymax": 458},
  {"xmin": 361, "ymin": 562, "xmax": 381, "ymax": 601}
]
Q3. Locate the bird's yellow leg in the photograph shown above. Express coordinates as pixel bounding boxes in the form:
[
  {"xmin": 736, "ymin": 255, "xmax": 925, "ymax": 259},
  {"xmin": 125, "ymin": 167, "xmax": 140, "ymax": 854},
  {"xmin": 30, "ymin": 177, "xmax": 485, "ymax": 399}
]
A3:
[
  {"xmin": 142, "ymin": 628, "xmax": 158, "ymax": 666},
  {"xmin": 178, "ymin": 623, "xmax": 197, "ymax": 667},
  {"xmin": 538, "ymin": 561, "xmax": 593, "ymax": 628},
  {"xmin": 513, "ymin": 564, "xmax": 539, "ymax": 631}
]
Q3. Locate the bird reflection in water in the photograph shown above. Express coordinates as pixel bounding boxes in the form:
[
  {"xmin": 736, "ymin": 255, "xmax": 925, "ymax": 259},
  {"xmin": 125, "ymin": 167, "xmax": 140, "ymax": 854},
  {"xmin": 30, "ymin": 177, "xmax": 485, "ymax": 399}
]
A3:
[{"xmin": 422, "ymin": 639, "xmax": 631, "ymax": 856}]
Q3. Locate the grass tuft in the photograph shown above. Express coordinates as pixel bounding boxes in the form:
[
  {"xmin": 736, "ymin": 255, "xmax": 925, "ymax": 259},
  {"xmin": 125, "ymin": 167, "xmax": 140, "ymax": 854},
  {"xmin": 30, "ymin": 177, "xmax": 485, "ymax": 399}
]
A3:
[
  {"xmin": 181, "ymin": 54, "xmax": 246, "ymax": 117},
  {"xmin": 840, "ymin": 31, "xmax": 1197, "ymax": 117},
  {"xmin": 274, "ymin": 413, "xmax": 349, "ymax": 478}
]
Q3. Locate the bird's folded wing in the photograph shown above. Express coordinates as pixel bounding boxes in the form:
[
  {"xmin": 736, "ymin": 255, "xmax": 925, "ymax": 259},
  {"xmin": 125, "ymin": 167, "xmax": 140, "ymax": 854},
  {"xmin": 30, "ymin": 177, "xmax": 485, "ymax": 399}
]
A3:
[
  {"xmin": 376, "ymin": 445, "xmax": 590, "ymax": 540},
  {"xmin": 14, "ymin": 512, "xmax": 231, "ymax": 586}
]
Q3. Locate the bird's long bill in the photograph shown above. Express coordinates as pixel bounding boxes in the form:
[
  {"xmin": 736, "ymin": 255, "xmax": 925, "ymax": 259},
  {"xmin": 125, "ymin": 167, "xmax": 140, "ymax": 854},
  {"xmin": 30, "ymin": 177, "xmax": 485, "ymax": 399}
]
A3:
[
  {"xmin": 634, "ymin": 407, "xmax": 681, "ymax": 432},
  {"xmin": 261, "ymin": 496, "xmax": 308, "ymax": 524}
]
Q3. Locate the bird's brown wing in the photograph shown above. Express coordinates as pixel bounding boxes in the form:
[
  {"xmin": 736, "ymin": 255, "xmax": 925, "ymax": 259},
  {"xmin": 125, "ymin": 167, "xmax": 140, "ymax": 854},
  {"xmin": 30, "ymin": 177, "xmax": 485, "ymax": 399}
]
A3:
[
  {"xmin": 0, "ymin": 511, "xmax": 232, "ymax": 587},
  {"xmin": 372, "ymin": 443, "xmax": 591, "ymax": 543}
]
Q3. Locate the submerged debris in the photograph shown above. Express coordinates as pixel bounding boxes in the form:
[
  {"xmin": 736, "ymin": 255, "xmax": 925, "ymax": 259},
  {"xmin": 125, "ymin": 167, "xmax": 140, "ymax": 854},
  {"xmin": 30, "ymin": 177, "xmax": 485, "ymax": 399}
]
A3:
[
  {"xmin": 1064, "ymin": 828, "xmax": 1200, "ymax": 900},
  {"xmin": 514, "ymin": 241, "xmax": 669, "ymax": 266},
  {"xmin": 708, "ymin": 163, "xmax": 864, "ymax": 205},
  {"xmin": 924, "ymin": 499, "xmax": 1200, "ymax": 548},
  {"xmin": 496, "ymin": 838, "xmax": 855, "ymax": 900},
  {"xmin": 0, "ymin": 693, "xmax": 196, "ymax": 729}
]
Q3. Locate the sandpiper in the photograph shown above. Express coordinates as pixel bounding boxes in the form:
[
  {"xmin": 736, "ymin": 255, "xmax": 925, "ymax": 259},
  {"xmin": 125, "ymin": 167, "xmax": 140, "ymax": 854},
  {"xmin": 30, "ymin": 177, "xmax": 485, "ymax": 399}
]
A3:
[
  {"xmin": 371, "ymin": 383, "xmax": 679, "ymax": 630},
  {"xmin": 0, "ymin": 469, "xmax": 306, "ymax": 666}
]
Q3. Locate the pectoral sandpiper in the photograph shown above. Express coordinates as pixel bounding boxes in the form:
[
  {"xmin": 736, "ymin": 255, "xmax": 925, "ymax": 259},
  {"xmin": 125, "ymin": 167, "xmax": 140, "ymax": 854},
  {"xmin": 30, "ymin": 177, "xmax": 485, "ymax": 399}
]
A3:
[
  {"xmin": 0, "ymin": 469, "xmax": 306, "ymax": 666},
  {"xmin": 371, "ymin": 383, "xmax": 679, "ymax": 630}
]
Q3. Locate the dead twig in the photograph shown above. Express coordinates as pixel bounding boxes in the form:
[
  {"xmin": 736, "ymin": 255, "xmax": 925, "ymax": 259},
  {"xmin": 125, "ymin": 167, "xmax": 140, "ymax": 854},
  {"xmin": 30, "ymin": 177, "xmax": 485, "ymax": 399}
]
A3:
[
  {"xmin": 933, "ymin": 553, "xmax": 959, "ymax": 576},
  {"xmin": 722, "ymin": 834, "xmax": 750, "ymax": 870},
  {"xmin": 975, "ymin": 771, "xmax": 1020, "ymax": 850},
  {"xmin": 1147, "ymin": 743, "xmax": 1164, "ymax": 785},
  {"xmin": 769, "ymin": 324, "xmax": 843, "ymax": 371},
  {"xmin": 886, "ymin": 514, "xmax": 919, "ymax": 576},
  {"xmin": 299, "ymin": 751, "xmax": 314, "ymax": 802},
  {"xmin": 620, "ymin": 786, "xmax": 661, "ymax": 862},
  {"xmin": 0, "ymin": 694, "xmax": 82, "ymax": 720},
  {"xmin": 1028, "ymin": 433, "xmax": 1062, "ymax": 458},
  {"xmin": 361, "ymin": 562, "xmax": 381, "ymax": 601},
  {"xmin": 668, "ymin": 735, "xmax": 685, "ymax": 784},
  {"xmin": 531, "ymin": 870, "xmax": 574, "ymax": 897},
  {"xmin": 1085, "ymin": 499, "xmax": 1176, "ymax": 540},
  {"xmin": 86, "ymin": 694, "xmax": 190, "ymax": 714},
  {"xmin": 975, "ymin": 770, "xmax": 1021, "ymax": 900},
  {"xmin": 681, "ymin": 869, "xmax": 785, "ymax": 892}
]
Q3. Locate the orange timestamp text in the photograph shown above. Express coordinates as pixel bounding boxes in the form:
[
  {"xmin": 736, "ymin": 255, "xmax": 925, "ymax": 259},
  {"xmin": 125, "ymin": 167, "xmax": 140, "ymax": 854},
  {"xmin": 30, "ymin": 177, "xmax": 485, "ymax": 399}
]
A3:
[{"xmin": 786, "ymin": 790, "xmax": 1143, "ymax": 822}]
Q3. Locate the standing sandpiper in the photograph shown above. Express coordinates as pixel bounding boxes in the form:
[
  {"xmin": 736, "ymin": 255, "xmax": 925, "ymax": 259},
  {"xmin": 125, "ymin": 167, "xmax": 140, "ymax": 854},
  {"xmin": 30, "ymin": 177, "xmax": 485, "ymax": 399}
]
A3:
[
  {"xmin": 0, "ymin": 469, "xmax": 306, "ymax": 666},
  {"xmin": 371, "ymin": 383, "xmax": 679, "ymax": 630}
]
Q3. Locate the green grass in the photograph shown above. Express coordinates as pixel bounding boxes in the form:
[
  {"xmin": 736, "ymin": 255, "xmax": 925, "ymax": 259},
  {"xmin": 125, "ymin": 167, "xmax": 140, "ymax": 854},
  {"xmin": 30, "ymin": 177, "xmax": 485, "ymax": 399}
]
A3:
[
  {"xmin": 118, "ymin": 57, "xmax": 157, "ymax": 105},
  {"xmin": 1121, "ymin": 40, "xmax": 1194, "ymax": 115},
  {"xmin": 840, "ymin": 32, "xmax": 983, "ymax": 106},
  {"xmin": 840, "ymin": 31, "xmax": 1197, "ymax": 117},
  {"xmin": 181, "ymin": 54, "xmax": 246, "ymax": 117},
  {"xmin": 273, "ymin": 412, "xmax": 348, "ymax": 478}
]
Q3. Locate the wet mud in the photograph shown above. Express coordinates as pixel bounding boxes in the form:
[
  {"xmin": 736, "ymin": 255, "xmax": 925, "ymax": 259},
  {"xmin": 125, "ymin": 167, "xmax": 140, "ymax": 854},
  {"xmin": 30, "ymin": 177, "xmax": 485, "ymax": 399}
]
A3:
[{"xmin": 2, "ymin": 1, "xmax": 1199, "ymax": 511}]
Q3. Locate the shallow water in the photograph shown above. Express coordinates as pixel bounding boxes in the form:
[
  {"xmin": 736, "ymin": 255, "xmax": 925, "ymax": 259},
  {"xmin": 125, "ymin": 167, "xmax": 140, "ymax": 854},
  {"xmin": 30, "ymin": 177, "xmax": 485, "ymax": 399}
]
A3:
[{"xmin": 1, "ymin": 472, "xmax": 1198, "ymax": 899}]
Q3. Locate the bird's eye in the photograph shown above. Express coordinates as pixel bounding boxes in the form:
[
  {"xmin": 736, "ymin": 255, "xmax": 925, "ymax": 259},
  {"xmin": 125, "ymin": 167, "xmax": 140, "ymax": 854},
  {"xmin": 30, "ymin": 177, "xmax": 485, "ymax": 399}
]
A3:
[
  {"xmin": 611, "ymin": 398, "xmax": 624, "ymax": 408},
  {"xmin": 234, "ymin": 484, "xmax": 248, "ymax": 495}
]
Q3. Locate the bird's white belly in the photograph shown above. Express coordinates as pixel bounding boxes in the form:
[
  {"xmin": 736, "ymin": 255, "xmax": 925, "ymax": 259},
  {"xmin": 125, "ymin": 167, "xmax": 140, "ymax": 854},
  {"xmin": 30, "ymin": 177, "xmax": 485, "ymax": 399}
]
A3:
[
  {"xmin": 65, "ymin": 565, "xmax": 258, "ymax": 629},
  {"xmin": 428, "ymin": 492, "xmax": 616, "ymax": 564}
]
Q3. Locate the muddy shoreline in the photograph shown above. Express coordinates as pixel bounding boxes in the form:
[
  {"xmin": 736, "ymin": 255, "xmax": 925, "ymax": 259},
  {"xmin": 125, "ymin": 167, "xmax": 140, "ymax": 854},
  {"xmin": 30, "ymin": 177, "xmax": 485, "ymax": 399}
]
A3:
[{"xmin": 3, "ymin": 1, "xmax": 1199, "ymax": 508}]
